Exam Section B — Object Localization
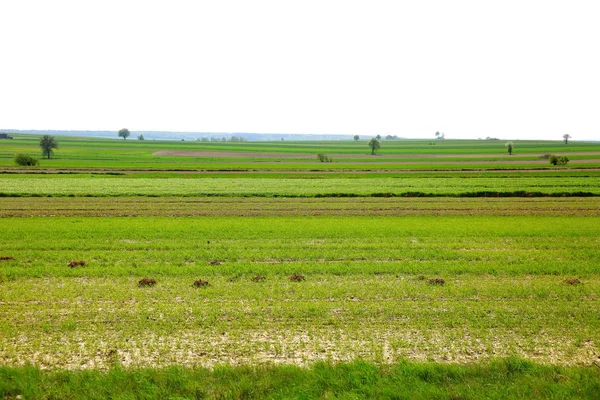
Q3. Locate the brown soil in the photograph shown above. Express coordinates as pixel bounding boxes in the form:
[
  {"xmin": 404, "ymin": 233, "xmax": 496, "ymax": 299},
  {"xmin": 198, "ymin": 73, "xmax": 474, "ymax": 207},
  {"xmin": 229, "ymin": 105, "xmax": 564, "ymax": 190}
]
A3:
[
  {"xmin": 153, "ymin": 150, "xmax": 314, "ymax": 158},
  {"xmin": 68, "ymin": 260, "xmax": 86, "ymax": 268},
  {"xmin": 251, "ymin": 275, "xmax": 266, "ymax": 282},
  {"xmin": 428, "ymin": 278, "xmax": 446, "ymax": 285},
  {"xmin": 192, "ymin": 279, "xmax": 209, "ymax": 287},
  {"xmin": 289, "ymin": 274, "xmax": 305, "ymax": 282},
  {"xmin": 564, "ymin": 278, "xmax": 583, "ymax": 285},
  {"xmin": 153, "ymin": 150, "xmax": 600, "ymax": 159},
  {"xmin": 0, "ymin": 256, "xmax": 15, "ymax": 261},
  {"xmin": 138, "ymin": 278, "xmax": 157, "ymax": 287}
]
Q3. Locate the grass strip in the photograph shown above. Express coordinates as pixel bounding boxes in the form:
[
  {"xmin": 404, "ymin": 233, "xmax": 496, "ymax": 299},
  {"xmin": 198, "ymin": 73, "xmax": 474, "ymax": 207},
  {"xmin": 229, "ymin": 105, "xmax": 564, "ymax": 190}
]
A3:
[{"xmin": 1, "ymin": 359, "xmax": 599, "ymax": 399}]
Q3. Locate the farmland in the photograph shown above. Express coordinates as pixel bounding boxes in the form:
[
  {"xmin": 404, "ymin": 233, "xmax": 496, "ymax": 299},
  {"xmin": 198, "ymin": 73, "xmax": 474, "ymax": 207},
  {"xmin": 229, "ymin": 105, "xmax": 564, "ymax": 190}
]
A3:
[{"xmin": 1, "ymin": 134, "xmax": 600, "ymax": 398}]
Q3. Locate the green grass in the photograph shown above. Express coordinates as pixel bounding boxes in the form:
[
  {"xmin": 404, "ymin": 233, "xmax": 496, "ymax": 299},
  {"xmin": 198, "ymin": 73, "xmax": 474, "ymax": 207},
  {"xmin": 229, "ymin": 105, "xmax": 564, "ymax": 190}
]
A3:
[
  {"xmin": 2, "ymin": 135, "xmax": 600, "ymax": 397},
  {"xmin": 1, "ymin": 213, "xmax": 599, "ymax": 368},
  {"xmin": 1, "ymin": 359, "xmax": 599, "ymax": 399}
]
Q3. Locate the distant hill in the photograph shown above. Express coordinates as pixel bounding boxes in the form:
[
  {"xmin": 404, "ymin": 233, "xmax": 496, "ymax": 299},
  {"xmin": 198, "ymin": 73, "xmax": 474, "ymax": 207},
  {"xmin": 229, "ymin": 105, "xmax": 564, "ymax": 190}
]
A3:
[{"xmin": 0, "ymin": 129, "xmax": 368, "ymax": 141}]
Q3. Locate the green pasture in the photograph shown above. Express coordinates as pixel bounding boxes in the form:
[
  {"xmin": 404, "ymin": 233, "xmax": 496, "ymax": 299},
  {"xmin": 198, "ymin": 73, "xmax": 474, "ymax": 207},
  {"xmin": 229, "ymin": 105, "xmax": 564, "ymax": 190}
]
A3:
[
  {"xmin": 2, "ymin": 360, "xmax": 599, "ymax": 400},
  {"xmin": 1, "ymin": 134, "xmax": 599, "ymax": 171}
]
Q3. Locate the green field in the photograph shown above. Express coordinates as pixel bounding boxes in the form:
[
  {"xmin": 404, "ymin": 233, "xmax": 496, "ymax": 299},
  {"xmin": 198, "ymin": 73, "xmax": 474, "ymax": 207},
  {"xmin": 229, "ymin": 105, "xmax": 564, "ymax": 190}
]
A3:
[{"xmin": 1, "ymin": 134, "xmax": 599, "ymax": 398}]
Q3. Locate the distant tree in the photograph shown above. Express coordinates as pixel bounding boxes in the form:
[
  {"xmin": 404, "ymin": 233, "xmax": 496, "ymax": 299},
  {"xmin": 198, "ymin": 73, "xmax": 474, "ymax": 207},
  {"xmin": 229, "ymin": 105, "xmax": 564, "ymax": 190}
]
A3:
[
  {"xmin": 368, "ymin": 138, "xmax": 381, "ymax": 155},
  {"xmin": 137, "ymin": 134, "xmax": 145, "ymax": 140},
  {"xmin": 376, "ymin": 134, "xmax": 382, "ymax": 140},
  {"xmin": 505, "ymin": 142, "xmax": 514, "ymax": 155},
  {"xmin": 435, "ymin": 131, "xmax": 445, "ymax": 140},
  {"xmin": 118, "ymin": 128, "xmax": 130, "ymax": 140},
  {"xmin": 354, "ymin": 135, "xmax": 360, "ymax": 141},
  {"xmin": 39, "ymin": 135, "xmax": 59, "ymax": 159},
  {"xmin": 14, "ymin": 153, "xmax": 39, "ymax": 166},
  {"xmin": 563, "ymin": 134, "xmax": 571, "ymax": 144}
]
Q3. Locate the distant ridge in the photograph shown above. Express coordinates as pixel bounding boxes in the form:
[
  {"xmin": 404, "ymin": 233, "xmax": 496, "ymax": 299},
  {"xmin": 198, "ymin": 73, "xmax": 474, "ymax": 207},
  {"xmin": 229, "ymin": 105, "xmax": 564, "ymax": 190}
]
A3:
[{"xmin": 1, "ymin": 129, "xmax": 360, "ymax": 141}]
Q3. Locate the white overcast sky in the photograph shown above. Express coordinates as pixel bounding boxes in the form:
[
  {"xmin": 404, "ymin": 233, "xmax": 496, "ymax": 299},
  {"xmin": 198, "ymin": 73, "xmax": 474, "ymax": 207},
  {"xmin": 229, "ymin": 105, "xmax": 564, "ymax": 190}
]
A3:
[{"xmin": 1, "ymin": 0, "xmax": 599, "ymax": 140}]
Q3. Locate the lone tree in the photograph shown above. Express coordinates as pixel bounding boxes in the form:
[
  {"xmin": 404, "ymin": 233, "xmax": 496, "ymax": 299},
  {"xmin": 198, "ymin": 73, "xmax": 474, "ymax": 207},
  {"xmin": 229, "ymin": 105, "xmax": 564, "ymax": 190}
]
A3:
[
  {"xmin": 435, "ymin": 131, "xmax": 445, "ymax": 140},
  {"xmin": 353, "ymin": 135, "xmax": 360, "ymax": 141},
  {"xmin": 376, "ymin": 134, "xmax": 382, "ymax": 140},
  {"xmin": 137, "ymin": 134, "xmax": 145, "ymax": 140},
  {"xmin": 505, "ymin": 141, "xmax": 514, "ymax": 155},
  {"xmin": 39, "ymin": 135, "xmax": 59, "ymax": 159},
  {"xmin": 368, "ymin": 137, "xmax": 381, "ymax": 155},
  {"xmin": 563, "ymin": 134, "xmax": 571, "ymax": 144},
  {"xmin": 118, "ymin": 128, "xmax": 131, "ymax": 140}
]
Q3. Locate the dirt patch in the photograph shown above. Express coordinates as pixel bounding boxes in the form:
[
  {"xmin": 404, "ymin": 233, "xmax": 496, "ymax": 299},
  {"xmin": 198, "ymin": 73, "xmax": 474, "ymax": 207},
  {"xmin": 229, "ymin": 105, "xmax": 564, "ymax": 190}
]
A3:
[
  {"xmin": 428, "ymin": 278, "xmax": 446, "ymax": 285},
  {"xmin": 68, "ymin": 260, "xmax": 86, "ymax": 268},
  {"xmin": 153, "ymin": 150, "xmax": 314, "ymax": 158},
  {"xmin": 138, "ymin": 278, "xmax": 157, "ymax": 287},
  {"xmin": 192, "ymin": 280, "xmax": 209, "ymax": 288},
  {"xmin": 564, "ymin": 278, "xmax": 583, "ymax": 285},
  {"xmin": 289, "ymin": 274, "xmax": 305, "ymax": 282},
  {"xmin": 0, "ymin": 256, "xmax": 15, "ymax": 261}
]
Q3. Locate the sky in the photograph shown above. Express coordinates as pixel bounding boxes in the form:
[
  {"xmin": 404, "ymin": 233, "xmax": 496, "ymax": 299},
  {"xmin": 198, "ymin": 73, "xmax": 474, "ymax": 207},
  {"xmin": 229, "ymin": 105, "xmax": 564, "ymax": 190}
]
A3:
[{"xmin": 1, "ymin": 0, "xmax": 599, "ymax": 140}]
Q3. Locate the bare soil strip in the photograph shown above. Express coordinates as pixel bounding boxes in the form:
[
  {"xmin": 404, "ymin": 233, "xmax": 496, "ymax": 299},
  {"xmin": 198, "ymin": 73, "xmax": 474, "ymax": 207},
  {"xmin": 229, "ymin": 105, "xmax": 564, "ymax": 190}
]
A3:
[
  {"xmin": 3, "ymin": 197, "xmax": 600, "ymax": 217},
  {"xmin": 153, "ymin": 150, "xmax": 600, "ymax": 158}
]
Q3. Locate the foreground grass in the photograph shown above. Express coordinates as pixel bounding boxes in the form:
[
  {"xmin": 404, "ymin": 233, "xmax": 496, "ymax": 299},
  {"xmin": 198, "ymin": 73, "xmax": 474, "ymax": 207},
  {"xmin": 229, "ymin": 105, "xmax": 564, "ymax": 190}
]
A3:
[{"xmin": 1, "ymin": 359, "xmax": 599, "ymax": 399}]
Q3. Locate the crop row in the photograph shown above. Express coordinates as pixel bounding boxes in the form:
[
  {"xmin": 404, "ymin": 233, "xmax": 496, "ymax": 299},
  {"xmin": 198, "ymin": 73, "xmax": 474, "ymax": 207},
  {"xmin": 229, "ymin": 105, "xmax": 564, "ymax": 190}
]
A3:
[
  {"xmin": 2, "ymin": 176, "xmax": 600, "ymax": 196},
  {"xmin": 3, "ymin": 197, "xmax": 600, "ymax": 217},
  {"xmin": 1, "ymin": 216, "xmax": 599, "ymax": 277}
]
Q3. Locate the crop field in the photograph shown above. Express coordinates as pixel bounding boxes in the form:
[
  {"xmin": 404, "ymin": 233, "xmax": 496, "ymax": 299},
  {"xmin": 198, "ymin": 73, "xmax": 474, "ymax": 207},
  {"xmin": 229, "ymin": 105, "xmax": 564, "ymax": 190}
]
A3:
[{"xmin": 1, "ymin": 134, "xmax": 600, "ymax": 398}]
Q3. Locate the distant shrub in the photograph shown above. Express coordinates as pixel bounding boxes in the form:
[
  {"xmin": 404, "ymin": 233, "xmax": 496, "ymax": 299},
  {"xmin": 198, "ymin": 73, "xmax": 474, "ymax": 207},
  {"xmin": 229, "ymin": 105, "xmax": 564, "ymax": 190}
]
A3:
[
  {"xmin": 14, "ymin": 153, "xmax": 39, "ymax": 166},
  {"xmin": 317, "ymin": 153, "xmax": 332, "ymax": 163},
  {"xmin": 549, "ymin": 155, "xmax": 569, "ymax": 166}
]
